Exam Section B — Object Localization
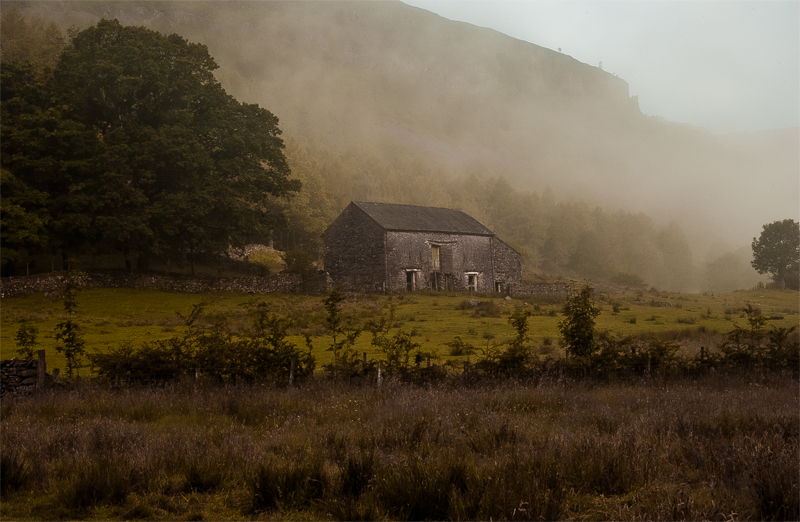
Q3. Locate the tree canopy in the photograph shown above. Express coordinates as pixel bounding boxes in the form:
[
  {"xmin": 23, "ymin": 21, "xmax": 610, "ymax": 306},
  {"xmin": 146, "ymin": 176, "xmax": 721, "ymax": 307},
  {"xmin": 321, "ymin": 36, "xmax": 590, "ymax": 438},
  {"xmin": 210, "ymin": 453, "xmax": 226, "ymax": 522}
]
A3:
[
  {"xmin": 1, "ymin": 17, "xmax": 299, "ymax": 272},
  {"xmin": 751, "ymin": 219, "xmax": 800, "ymax": 290}
]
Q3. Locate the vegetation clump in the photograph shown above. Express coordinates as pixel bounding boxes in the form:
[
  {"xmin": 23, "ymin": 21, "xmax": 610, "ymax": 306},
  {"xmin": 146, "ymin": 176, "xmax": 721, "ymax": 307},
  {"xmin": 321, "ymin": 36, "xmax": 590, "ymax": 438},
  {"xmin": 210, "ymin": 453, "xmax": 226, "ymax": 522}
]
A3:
[{"xmin": 1, "ymin": 379, "xmax": 797, "ymax": 521}]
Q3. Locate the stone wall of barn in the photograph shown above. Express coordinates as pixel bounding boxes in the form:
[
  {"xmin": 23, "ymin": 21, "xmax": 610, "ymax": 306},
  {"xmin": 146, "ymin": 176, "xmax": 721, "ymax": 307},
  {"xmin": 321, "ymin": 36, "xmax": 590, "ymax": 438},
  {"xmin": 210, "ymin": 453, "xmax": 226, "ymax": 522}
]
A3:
[
  {"xmin": 385, "ymin": 231, "xmax": 495, "ymax": 292},
  {"xmin": 491, "ymin": 238, "xmax": 523, "ymax": 294},
  {"xmin": 322, "ymin": 205, "xmax": 388, "ymax": 292}
]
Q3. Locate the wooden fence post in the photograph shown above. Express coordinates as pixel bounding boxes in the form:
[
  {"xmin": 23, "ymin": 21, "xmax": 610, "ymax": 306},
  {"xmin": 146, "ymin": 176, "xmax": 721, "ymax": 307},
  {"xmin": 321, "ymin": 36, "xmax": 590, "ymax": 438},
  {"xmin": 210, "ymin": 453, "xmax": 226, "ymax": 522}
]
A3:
[
  {"xmin": 377, "ymin": 360, "xmax": 383, "ymax": 387},
  {"xmin": 463, "ymin": 361, "xmax": 470, "ymax": 383},
  {"xmin": 37, "ymin": 350, "xmax": 46, "ymax": 391},
  {"xmin": 289, "ymin": 357, "xmax": 296, "ymax": 386},
  {"xmin": 426, "ymin": 355, "xmax": 431, "ymax": 368}
]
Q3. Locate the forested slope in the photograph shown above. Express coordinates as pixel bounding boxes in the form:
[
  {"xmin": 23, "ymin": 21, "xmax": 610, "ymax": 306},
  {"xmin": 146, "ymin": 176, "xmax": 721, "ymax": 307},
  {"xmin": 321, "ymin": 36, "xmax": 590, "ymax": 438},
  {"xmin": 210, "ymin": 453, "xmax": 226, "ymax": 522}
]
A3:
[{"xmin": 3, "ymin": 1, "xmax": 796, "ymax": 291}]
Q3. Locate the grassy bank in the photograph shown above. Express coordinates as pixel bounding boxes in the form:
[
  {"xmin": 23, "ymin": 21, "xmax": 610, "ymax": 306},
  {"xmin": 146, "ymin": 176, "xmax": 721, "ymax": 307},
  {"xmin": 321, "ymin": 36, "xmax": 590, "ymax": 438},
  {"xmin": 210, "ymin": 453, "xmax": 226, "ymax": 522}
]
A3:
[
  {"xmin": 2, "ymin": 287, "xmax": 798, "ymax": 373},
  {"xmin": 1, "ymin": 377, "xmax": 797, "ymax": 521}
]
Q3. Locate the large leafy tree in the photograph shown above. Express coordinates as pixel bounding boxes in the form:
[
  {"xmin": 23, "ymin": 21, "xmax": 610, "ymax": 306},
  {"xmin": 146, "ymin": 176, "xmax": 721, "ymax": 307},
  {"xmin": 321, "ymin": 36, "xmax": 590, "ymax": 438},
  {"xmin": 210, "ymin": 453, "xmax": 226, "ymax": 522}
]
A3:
[
  {"xmin": 0, "ymin": 59, "xmax": 98, "ymax": 270},
  {"xmin": 53, "ymin": 19, "xmax": 299, "ymax": 269},
  {"xmin": 751, "ymin": 219, "xmax": 800, "ymax": 290},
  {"xmin": 2, "ymin": 17, "xmax": 299, "ymax": 272}
]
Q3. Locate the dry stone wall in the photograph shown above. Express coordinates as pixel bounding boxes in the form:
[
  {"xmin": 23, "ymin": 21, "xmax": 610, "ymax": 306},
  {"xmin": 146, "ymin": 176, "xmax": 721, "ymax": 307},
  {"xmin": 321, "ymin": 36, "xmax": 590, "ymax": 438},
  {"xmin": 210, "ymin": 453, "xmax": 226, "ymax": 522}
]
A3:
[
  {"xmin": 0, "ymin": 358, "xmax": 64, "ymax": 396},
  {"xmin": 0, "ymin": 270, "xmax": 312, "ymax": 299},
  {"xmin": 1, "ymin": 269, "xmax": 567, "ymax": 299},
  {"xmin": 511, "ymin": 281, "xmax": 571, "ymax": 297}
]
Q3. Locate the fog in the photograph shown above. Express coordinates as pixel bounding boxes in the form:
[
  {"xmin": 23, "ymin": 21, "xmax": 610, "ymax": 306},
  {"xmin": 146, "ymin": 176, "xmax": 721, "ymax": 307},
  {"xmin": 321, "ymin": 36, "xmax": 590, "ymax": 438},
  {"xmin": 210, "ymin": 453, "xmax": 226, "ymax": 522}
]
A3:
[
  {"xmin": 7, "ymin": 0, "xmax": 799, "ymax": 291},
  {"xmin": 402, "ymin": 0, "xmax": 800, "ymax": 135}
]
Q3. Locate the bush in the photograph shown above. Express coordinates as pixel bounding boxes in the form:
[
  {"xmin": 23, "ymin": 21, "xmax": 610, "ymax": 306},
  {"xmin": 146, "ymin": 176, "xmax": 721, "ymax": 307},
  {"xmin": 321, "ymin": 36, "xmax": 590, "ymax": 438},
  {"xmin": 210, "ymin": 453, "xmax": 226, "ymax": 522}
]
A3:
[
  {"xmin": 281, "ymin": 248, "xmax": 318, "ymax": 279},
  {"xmin": 445, "ymin": 336, "xmax": 475, "ymax": 356},
  {"xmin": 90, "ymin": 302, "xmax": 315, "ymax": 385},
  {"xmin": 247, "ymin": 249, "xmax": 285, "ymax": 275},
  {"xmin": 558, "ymin": 283, "xmax": 601, "ymax": 358},
  {"xmin": 473, "ymin": 300, "xmax": 502, "ymax": 318}
]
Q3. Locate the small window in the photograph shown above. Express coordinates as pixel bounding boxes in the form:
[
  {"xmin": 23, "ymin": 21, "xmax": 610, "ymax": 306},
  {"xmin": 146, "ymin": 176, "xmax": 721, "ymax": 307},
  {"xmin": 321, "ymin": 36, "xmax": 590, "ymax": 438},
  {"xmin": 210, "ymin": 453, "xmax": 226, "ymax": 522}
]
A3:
[
  {"xmin": 406, "ymin": 271, "xmax": 416, "ymax": 292},
  {"xmin": 495, "ymin": 282, "xmax": 504, "ymax": 293},
  {"xmin": 467, "ymin": 273, "xmax": 477, "ymax": 293}
]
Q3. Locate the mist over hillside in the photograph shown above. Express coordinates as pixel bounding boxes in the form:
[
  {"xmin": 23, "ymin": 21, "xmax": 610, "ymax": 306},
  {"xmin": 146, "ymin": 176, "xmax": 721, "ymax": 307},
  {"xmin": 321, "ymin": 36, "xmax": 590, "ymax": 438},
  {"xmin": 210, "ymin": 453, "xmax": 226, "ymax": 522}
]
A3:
[{"xmin": 6, "ymin": 0, "xmax": 798, "ymax": 291}]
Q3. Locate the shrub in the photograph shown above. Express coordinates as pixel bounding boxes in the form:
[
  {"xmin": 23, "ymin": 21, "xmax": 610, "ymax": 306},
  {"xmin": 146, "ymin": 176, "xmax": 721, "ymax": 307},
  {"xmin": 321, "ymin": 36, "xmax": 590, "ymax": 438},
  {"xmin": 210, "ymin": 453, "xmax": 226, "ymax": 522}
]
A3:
[
  {"xmin": 281, "ymin": 248, "xmax": 318, "ymax": 280},
  {"xmin": 90, "ymin": 301, "xmax": 316, "ymax": 385},
  {"xmin": 445, "ymin": 336, "xmax": 475, "ymax": 356},
  {"xmin": 558, "ymin": 283, "xmax": 601, "ymax": 358},
  {"xmin": 473, "ymin": 300, "xmax": 502, "ymax": 318},
  {"xmin": 247, "ymin": 249, "xmax": 285, "ymax": 275},
  {"xmin": 456, "ymin": 299, "xmax": 474, "ymax": 311}
]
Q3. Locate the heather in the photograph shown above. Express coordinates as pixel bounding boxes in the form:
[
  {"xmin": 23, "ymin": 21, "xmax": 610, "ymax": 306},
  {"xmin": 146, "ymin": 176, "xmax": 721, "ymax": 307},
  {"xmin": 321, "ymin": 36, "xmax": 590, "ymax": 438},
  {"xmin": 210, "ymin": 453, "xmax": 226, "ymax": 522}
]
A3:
[{"xmin": 2, "ymin": 377, "xmax": 797, "ymax": 521}]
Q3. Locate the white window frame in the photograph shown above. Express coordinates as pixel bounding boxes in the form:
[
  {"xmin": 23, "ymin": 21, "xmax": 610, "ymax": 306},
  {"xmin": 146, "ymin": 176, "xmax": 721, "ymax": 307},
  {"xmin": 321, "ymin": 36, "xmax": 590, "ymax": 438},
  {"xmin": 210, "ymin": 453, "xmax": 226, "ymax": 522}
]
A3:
[{"xmin": 465, "ymin": 272, "xmax": 480, "ymax": 293}]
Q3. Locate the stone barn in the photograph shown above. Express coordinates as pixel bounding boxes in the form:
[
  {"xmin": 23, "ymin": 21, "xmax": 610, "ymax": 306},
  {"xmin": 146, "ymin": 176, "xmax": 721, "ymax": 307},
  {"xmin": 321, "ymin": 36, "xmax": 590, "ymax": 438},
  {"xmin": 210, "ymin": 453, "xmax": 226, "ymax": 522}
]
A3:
[{"xmin": 322, "ymin": 201, "xmax": 522, "ymax": 293}]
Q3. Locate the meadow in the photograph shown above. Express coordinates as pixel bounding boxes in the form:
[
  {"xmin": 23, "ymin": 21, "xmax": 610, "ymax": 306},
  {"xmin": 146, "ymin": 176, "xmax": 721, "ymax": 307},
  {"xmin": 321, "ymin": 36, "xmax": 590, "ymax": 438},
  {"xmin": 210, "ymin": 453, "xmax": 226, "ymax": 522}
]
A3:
[
  {"xmin": 1, "ymin": 377, "xmax": 797, "ymax": 521},
  {"xmin": 2, "ymin": 286, "xmax": 798, "ymax": 375},
  {"xmin": 1, "ymin": 286, "xmax": 798, "ymax": 520}
]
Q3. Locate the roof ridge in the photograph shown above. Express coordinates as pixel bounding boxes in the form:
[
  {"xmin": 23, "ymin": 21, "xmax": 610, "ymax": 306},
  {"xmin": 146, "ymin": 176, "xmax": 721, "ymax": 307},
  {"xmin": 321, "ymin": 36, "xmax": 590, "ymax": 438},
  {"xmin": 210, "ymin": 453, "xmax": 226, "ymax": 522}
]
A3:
[
  {"xmin": 353, "ymin": 201, "xmax": 467, "ymax": 213},
  {"xmin": 350, "ymin": 201, "xmax": 494, "ymax": 236}
]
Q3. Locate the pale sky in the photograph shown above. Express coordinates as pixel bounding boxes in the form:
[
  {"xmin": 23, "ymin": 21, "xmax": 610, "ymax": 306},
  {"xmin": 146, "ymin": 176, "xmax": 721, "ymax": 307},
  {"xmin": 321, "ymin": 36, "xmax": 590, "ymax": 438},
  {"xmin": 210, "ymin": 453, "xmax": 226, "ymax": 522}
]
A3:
[{"xmin": 401, "ymin": 0, "xmax": 800, "ymax": 134}]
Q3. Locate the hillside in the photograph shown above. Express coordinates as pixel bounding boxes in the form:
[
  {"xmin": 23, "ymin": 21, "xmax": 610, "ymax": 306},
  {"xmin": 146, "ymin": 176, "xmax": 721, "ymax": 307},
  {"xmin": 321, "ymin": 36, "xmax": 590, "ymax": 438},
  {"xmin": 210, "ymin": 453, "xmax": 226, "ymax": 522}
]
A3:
[{"xmin": 4, "ymin": 0, "xmax": 797, "ymax": 290}]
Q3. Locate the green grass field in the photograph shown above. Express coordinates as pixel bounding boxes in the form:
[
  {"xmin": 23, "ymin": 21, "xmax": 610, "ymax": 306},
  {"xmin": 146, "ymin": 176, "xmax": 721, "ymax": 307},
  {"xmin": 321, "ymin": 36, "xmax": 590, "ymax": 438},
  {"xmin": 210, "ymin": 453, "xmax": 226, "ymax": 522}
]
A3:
[
  {"xmin": 2, "ymin": 286, "xmax": 798, "ymax": 374},
  {"xmin": 2, "ymin": 286, "xmax": 798, "ymax": 521}
]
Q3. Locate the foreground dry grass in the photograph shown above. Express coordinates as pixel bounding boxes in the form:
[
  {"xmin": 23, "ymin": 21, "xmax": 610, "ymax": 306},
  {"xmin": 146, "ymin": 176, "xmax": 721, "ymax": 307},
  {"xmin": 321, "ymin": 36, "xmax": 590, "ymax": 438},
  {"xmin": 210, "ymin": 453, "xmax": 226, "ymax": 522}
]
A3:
[{"xmin": 1, "ymin": 376, "xmax": 797, "ymax": 521}]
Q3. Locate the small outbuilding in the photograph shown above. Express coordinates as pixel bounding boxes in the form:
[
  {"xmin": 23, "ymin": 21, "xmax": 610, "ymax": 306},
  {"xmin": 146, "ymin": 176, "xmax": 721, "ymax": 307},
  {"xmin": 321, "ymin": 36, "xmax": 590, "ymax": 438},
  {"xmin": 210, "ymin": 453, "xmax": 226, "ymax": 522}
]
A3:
[{"xmin": 322, "ymin": 201, "xmax": 521, "ymax": 293}]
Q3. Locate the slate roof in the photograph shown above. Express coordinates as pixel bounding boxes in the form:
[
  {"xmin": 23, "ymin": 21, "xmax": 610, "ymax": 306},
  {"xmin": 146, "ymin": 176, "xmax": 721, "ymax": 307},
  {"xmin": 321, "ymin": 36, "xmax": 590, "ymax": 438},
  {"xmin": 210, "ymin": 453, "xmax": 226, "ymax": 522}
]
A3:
[{"xmin": 352, "ymin": 201, "xmax": 495, "ymax": 236}]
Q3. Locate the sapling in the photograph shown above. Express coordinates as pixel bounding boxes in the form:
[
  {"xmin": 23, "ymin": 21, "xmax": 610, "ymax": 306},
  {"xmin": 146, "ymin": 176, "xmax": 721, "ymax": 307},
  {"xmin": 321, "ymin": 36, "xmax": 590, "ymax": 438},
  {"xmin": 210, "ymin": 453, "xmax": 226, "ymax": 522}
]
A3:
[
  {"xmin": 14, "ymin": 324, "xmax": 39, "ymax": 359},
  {"xmin": 323, "ymin": 289, "xmax": 361, "ymax": 378},
  {"xmin": 54, "ymin": 275, "xmax": 86, "ymax": 377}
]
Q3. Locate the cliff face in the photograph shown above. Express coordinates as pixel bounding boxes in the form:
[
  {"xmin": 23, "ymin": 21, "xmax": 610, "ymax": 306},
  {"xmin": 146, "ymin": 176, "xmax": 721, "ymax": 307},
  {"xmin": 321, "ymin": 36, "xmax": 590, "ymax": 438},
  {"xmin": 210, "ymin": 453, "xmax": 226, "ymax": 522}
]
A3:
[{"xmin": 7, "ymin": 0, "xmax": 799, "ymax": 251}]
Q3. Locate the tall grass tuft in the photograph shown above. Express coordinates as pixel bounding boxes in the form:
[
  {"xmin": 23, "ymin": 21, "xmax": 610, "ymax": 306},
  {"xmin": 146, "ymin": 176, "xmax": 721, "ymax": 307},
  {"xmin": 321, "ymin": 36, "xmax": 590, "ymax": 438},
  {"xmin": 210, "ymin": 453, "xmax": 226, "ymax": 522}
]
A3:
[
  {"xmin": 56, "ymin": 458, "xmax": 131, "ymax": 509},
  {"xmin": 0, "ymin": 448, "xmax": 32, "ymax": 499},
  {"xmin": 338, "ymin": 450, "xmax": 375, "ymax": 499},
  {"xmin": 250, "ymin": 455, "xmax": 328, "ymax": 513}
]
